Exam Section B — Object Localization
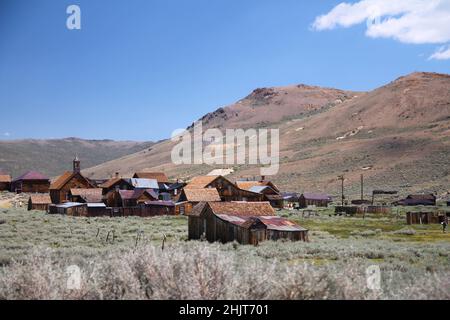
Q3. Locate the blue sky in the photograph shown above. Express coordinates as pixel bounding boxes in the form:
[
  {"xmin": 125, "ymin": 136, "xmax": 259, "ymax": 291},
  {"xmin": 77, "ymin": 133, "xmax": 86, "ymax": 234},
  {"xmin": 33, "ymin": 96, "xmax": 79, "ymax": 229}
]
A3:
[{"xmin": 0, "ymin": 0, "xmax": 449, "ymax": 141}]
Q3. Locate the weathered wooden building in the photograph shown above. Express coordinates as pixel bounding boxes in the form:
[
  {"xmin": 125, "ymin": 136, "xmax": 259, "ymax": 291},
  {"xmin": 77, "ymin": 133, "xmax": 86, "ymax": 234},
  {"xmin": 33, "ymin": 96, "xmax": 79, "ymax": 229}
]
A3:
[
  {"xmin": 48, "ymin": 202, "xmax": 88, "ymax": 216},
  {"xmin": 186, "ymin": 176, "xmax": 263, "ymax": 202},
  {"xmin": 299, "ymin": 193, "xmax": 332, "ymax": 208},
  {"xmin": 28, "ymin": 194, "xmax": 52, "ymax": 211},
  {"xmin": 144, "ymin": 200, "xmax": 184, "ymax": 216},
  {"xmin": 178, "ymin": 188, "xmax": 221, "ymax": 214},
  {"xmin": 117, "ymin": 189, "xmax": 158, "ymax": 207},
  {"xmin": 187, "ymin": 202, "xmax": 308, "ymax": 245},
  {"xmin": 50, "ymin": 157, "xmax": 95, "ymax": 204},
  {"xmin": 0, "ymin": 174, "xmax": 11, "ymax": 191},
  {"xmin": 406, "ymin": 211, "xmax": 449, "ymax": 225},
  {"xmin": 236, "ymin": 180, "xmax": 284, "ymax": 208},
  {"xmin": 11, "ymin": 171, "xmax": 50, "ymax": 193},
  {"xmin": 69, "ymin": 188, "xmax": 104, "ymax": 204},
  {"xmin": 99, "ymin": 176, "xmax": 134, "ymax": 195},
  {"xmin": 394, "ymin": 194, "xmax": 437, "ymax": 206}
]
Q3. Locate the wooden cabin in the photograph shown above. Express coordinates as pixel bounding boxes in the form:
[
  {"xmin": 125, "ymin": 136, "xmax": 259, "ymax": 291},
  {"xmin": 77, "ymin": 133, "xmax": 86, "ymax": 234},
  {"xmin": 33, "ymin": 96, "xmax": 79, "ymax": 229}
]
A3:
[
  {"xmin": 299, "ymin": 193, "xmax": 332, "ymax": 208},
  {"xmin": 117, "ymin": 189, "xmax": 158, "ymax": 207},
  {"xmin": 187, "ymin": 202, "xmax": 308, "ymax": 245},
  {"xmin": 99, "ymin": 176, "xmax": 133, "ymax": 195},
  {"xmin": 178, "ymin": 188, "xmax": 221, "ymax": 214},
  {"xmin": 11, "ymin": 171, "xmax": 50, "ymax": 193},
  {"xmin": 49, "ymin": 157, "xmax": 95, "ymax": 204},
  {"xmin": 394, "ymin": 194, "xmax": 437, "ymax": 206},
  {"xmin": 69, "ymin": 188, "xmax": 104, "ymax": 204},
  {"xmin": 185, "ymin": 175, "xmax": 263, "ymax": 202},
  {"xmin": 48, "ymin": 202, "xmax": 88, "ymax": 216},
  {"xmin": 28, "ymin": 194, "xmax": 52, "ymax": 211},
  {"xmin": 0, "ymin": 174, "xmax": 11, "ymax": 191},
  {"xmin": 144, "ymin": 200, "xmax": 184, "ymax": 216},
  {"xmin": 133, "ymin": 172, "xmax": 170, "ymax": 183},
  {"xmin": 237, "ymin": 182, "xmax": 284, "ymax": 208}
]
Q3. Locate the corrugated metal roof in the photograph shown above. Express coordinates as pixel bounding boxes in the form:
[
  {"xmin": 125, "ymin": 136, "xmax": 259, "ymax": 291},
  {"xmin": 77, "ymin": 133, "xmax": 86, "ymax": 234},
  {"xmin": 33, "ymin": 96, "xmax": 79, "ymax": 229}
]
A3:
[
  {"xmin": 87, "ymin": 203, "xmax": 106, "ymax": 208},
  {"xmin": 119, "ymin": 188, "xmax": 158, "ymax": 200},
  {"xmin": 130, "ymin": 178, "xmax": 159, "ymax": 189},
  {"xmin": 248, "ymin": 186, "xmax": 270, "ymax": 193},
  {"xmin": 13, "ymin": 171, "xmax": 49, "ymax": 182},
  {"xmin": 56, "ymin": 202, "xmax": 85, "ymax": 208}
]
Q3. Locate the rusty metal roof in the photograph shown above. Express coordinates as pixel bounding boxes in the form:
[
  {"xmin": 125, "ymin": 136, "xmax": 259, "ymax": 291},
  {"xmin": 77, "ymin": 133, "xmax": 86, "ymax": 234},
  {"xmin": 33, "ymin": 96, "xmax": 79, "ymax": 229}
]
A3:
[
  {"xmin": 119, "ymin": 188, "xmax": 158, "ymax": 201},
  {"xmin": 70, "ymin": 188, "xmax": 103, "ymax": 203},
  {"xmin": 208, "ymin": 201, "xmax": 275, "ymax": 216},
  {"xmin": 182, "ymin": 188, "xmax": 221, "ymax": 202},
  {"xmin": 29, "ymin": 194, "xmax": 51, "ymax": 204},
  {"xmin": 0, "ymin": 175, "xmax": 11, "ymax": 183}
]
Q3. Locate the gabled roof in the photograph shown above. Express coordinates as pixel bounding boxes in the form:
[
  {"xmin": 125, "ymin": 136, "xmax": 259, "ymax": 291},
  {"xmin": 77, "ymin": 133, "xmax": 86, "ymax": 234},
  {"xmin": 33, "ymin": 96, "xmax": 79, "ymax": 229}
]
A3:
[
  {"xmin": 130, "ymin": 178, "xmax": 159, "ymax": 189},
  {"xmin": 13, "ymin": 171, "xmax": 49, "ymax": 182},
  {"xmin": 208, "ymin": 201, "xmax": 275, "ymax": 217},
  {"xmin": 119, "ymin": 188, "xmax": 158, "ymax": 201},
  {"xmin": 70, "ymin": 188, "xmax": 103, "ymax": 203},
  {"xmin": 235, "ymin": 180, "xmax": 280, "ymax": 193},
  {"xmin": 301, "ymin": 192, "xmax": 332, "ymax": 201},
  {"xmin": 133, "ymin": 172, "xmax": 169, "ymax": 183},
  {"xmin": 181, "ymin": 188, "xmax": 221, "ymax": 202},
  {"xmin": 241, "ymin": 216, "xmax": 307, "ymax": 232},
  {"xmin": 0, "ymin": 175, "xmax": 11, "ymax": 183},
  {"xmin": 185, "ymin": 176, "xmax": 219, "ymax": 189},
  {"xmin": 50, "ymin": 171, "xmax": 94, "ymax": 190},
  {"xmin": 98, "ymin": 178, "xmax": 132, "ymax": 189},
  {"xmin": 29, "ymin": 194, "xmax": 52, "ymax": 204},
  {"xmin": 188, "ymin": 202, "xmax": 208, "ymax": 216}
]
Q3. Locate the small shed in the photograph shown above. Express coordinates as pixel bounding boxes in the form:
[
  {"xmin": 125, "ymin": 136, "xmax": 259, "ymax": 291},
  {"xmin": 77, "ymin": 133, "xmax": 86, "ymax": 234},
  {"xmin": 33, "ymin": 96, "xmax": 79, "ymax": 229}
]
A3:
[
  {"xmin": 48, "ymin": 202, "xmax": 88, "ymax": 216},
  {"xmin": 299, "ymin": 193, "xmax": 332, "ymax": 208},
  {"xmin": 28, "ymin": 194, "xmax": 52, "ymax": 211},
  {"xmin": 406, "ymin": 211, "xmax": 449, "ymax": 225},
  {"xmin": 11, "ymin": 171, "xmax": 50, "ymax": 193}
]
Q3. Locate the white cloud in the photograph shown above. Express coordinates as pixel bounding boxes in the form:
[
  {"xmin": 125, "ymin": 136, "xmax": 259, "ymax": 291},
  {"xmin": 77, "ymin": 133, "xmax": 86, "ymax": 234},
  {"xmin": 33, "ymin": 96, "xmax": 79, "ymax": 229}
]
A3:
[
  {"xmin": 312, "ymin": 0, "xmax": 450, "ymax": 59},
  {"xmin": 429, "ymin": 45, "xmax": 450, "ymax": 60},
  {"xmin": 3, "ymin": 132, "xmax": 10, "ymax": 137}
]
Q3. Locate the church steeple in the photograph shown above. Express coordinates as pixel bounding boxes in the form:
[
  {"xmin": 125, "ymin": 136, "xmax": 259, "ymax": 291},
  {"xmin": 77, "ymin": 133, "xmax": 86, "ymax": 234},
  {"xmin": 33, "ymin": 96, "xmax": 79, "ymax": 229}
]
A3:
[{"xmin": 73, "ymin": 154, "xmax": 81, "ymax": 173}]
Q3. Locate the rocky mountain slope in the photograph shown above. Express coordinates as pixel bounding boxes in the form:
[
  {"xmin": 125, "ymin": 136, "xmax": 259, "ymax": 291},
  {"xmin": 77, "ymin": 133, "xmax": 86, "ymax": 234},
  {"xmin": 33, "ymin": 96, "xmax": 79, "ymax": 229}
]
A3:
[{"xmin": 84, "ymin": 72, "xmax": 450, "ymax": 199}]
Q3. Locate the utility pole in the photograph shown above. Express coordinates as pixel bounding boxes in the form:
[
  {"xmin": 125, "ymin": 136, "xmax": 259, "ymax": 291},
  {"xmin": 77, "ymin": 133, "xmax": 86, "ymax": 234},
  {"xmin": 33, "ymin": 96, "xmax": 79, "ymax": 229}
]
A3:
[
  {"xmin": 361, "ymin": 174, "xmax": 364, "ymax": 201},
  {"xmin": 338, "ymin": 175, "xmax": 345, "ymax": 206}
]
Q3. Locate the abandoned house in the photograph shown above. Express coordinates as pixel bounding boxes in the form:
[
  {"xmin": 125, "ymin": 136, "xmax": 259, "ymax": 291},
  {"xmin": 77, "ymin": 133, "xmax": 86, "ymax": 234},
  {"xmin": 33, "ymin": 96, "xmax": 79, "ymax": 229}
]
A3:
[
  {"xmin": 68, "ymin": 188, "xmax": 104, "ymax": 204},
  {"xmin": 28, "ymin": 194, "xmax": 52, "ymax": 211},
  {"xmin": 185, "ymin": 175, "xmax": 263, "ymax": 202},
  {"xmin": 236, "ymin": 180, "xmax": 283, "ymax": 208},
  {"xmin": 144, "ymin": 200, "xmax": 184, "ymax": 216},
  {"xmin": 394, "ymin": 194, "xmax": 437, "ymax": 206},
  {"xmin": 299, "ymin": 193, "xmax": 332, "ymax": 208},
  {"xmin": 178, "ymin": 188, "xmax": 221, "ymax": 214},
  {"xmin": 117, "ymin": 189, "xmax": 158, "ymax": 207},
  {"xmin": 406, "ymin": 211, "xmax": 449, "ymax": 225},
  {"xmin": 187, "ymin": 201, "xmax": 308, "ymax": 245},
  {"xmin": 48, "ymin": 202, "xmax": 88, "ymax": 216},
  {"xmin": 11, "ymin": 171, "xmax": 51, "ymax": 193},
  {"xmin": 49, "ymin": 157, "xmax": 95, "ymax": 204}
]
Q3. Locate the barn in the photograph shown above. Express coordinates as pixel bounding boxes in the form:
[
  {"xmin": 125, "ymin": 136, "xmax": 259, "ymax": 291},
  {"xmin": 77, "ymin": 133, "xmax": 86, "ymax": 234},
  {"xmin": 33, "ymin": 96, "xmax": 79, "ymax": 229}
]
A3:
[
  {"xmin": 186, "ymin": 175, "xmax": 263, "ymax": 202},
  {"xmin": 0, "ymin": 174, "xmax": 11, "ymax": 191},
  {"xmin": 28, "ymin": 194, "xmax": 52, "ymax": 211},
  {"xmin": 178, "ymin": 188, "xmax": 221, "ymax": 214},
  {"xmin": 187, "ymin": 202, "xmax": 308, "ymax": 245},
  {"xmin": 11, "ymin": 171, "xmax": 50, "ymax": 193},
  {"xmin": 299, "ymin": 193, "xmax": 332, "ymax": 208},
  {"xmin": 50, "ymin": 157, "xmax": 95, "ymax": 204}
]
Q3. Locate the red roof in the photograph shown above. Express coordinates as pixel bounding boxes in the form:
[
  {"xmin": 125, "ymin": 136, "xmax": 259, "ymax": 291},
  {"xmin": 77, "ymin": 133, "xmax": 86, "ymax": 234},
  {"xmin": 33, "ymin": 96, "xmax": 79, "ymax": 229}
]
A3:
[{"xmin": 13, "ymin": 171, "xmax": 49, "ymax": 182}]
